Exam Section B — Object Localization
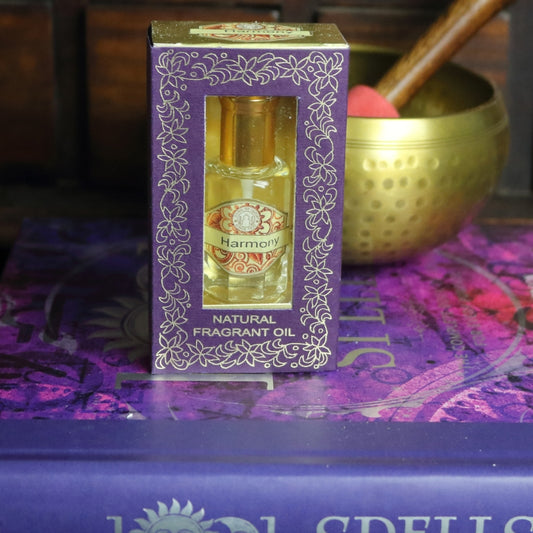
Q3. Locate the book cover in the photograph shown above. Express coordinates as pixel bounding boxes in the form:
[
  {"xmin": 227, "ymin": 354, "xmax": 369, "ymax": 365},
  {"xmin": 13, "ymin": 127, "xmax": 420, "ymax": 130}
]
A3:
[
  {"xmin": 1, "ymin": 218, "xmax": 533, "ymax": 533},
  {"xmin": 0, "ymin": 218, "xmax": 532, "ymax": 422}
]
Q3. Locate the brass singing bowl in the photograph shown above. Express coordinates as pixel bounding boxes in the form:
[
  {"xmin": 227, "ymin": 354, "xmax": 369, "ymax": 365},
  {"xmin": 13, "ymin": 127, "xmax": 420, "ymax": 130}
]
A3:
[{"xmin": 343, "ymin": 46, "xmax": 509, "ymax": 264}]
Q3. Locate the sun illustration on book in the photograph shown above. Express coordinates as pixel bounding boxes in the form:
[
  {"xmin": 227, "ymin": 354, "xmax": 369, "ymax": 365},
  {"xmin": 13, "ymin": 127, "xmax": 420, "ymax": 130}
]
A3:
[
  {"xmin": 131, "ymin": 498, "xmax": 260, "ymax": 533},
  {"xmin": 86, "ymin": 264, "xmax": 149, "ymax": 362},
  {"xmin": 131, "ymin": 499, "xmax": 215, "ymax": 533}
]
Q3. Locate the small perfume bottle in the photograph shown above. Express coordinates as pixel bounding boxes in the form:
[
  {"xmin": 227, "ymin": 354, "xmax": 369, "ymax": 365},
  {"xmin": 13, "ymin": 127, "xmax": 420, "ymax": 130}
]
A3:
[{"xmin": 203, "ymin": 96, "xmax": 294, "ymax": 306}]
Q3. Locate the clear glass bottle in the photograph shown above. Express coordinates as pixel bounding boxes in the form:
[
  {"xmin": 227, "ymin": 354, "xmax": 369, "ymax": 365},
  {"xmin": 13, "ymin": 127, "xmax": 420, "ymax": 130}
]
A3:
[{"xmin": 203, "ymin": 96, "xmax": 294, "ymax": 306}]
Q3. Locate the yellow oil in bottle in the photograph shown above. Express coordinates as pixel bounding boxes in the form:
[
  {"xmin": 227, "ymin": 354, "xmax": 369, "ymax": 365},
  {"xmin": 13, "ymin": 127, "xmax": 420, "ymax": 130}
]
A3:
[{"xmin": 203, "ymin": 96, "xmax": 295, "ymax": 307}]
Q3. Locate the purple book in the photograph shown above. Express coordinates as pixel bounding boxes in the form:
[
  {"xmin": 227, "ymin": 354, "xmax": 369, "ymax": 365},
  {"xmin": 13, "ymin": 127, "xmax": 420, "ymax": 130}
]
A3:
[
  {"xmin": 0, "ymin": 217, "xmax": 532, "ymax": 422},
  {"xmin": 2, "ymin": 217, "xmax": 533, "ymax": 533}
]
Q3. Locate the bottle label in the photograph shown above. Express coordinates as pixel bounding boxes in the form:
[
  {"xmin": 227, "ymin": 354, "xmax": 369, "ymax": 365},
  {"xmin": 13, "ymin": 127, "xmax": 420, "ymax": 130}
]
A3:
[{"xmin": 205, "ymin": 200, "xmax": 290, "ymax": 275}]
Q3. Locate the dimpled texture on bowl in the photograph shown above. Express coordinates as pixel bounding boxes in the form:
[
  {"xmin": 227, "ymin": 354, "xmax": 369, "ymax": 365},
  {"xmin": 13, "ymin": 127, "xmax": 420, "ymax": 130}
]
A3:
[{"xmin": 343, "ymin": 47, "xmax": 509, "ymax": 264}]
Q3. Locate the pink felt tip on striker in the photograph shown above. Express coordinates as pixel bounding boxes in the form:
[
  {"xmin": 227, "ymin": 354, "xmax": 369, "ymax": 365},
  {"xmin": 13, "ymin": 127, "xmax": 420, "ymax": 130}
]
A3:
[{"xmin": 347, "ymin": 85, "xmax": 400, "ymax": 118}]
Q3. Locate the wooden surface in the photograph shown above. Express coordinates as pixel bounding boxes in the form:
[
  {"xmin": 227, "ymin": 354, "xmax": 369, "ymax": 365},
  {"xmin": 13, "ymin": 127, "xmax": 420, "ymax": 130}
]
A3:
[{"xmin": 0, "ymin": 0, "xmax": 530, "ymax": 247}]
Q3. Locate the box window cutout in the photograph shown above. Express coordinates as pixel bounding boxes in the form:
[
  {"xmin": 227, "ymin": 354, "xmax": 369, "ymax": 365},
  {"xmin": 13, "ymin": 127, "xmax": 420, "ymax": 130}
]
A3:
[{"xmin": 203, "ymin": 95, "xmax": 297, "ymax": 309}]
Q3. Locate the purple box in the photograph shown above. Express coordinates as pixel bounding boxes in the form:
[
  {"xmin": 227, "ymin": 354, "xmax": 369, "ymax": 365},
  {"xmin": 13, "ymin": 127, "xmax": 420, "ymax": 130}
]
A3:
[{"xmin": 149, "ymin": 21, "xmax": 349, "ymax": 373}]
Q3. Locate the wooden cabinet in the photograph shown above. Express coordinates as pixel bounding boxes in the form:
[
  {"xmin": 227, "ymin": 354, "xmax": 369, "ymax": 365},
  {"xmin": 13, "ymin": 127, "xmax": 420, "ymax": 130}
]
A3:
[
  {"xmin": 0, "ymin": 4, "xmax": 55, "ymax": 178},
  {"xmin": 0, "ymin": 0, "xmax": 530, "ymax": 245}
]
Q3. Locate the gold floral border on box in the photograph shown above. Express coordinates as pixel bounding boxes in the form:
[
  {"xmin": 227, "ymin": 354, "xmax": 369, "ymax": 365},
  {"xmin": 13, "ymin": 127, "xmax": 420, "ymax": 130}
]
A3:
[{"xmin": 153, "ymin": 48, "xmax": 346, "ymax": 371}]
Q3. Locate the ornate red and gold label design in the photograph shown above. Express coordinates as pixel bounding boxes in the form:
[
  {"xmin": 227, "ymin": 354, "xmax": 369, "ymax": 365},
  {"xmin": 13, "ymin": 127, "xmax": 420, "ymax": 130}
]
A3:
[{"xmin": 205, "ymin": 200, "xmax": 290, "ymax": 275}]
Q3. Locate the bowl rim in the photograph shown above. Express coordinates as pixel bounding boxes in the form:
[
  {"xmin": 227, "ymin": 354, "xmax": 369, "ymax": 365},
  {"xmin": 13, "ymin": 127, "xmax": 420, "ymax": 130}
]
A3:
[{"xmin": 347, "ymin": 44, "xmax": 506, "ymax": 126}]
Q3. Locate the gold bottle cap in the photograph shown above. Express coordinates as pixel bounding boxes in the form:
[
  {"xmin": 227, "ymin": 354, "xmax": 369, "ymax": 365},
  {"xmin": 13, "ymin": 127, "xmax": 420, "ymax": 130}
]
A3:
[{"xmin": 219, "ymin": 96, "xmax": 278, "ymax": 167}]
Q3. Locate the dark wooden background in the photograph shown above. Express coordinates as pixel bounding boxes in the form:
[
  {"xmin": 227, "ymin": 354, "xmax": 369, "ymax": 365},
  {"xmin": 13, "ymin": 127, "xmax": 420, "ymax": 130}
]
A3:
[{"xmin": 1, "ymin": 0, "xmax": 531, "ymax": 248}]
